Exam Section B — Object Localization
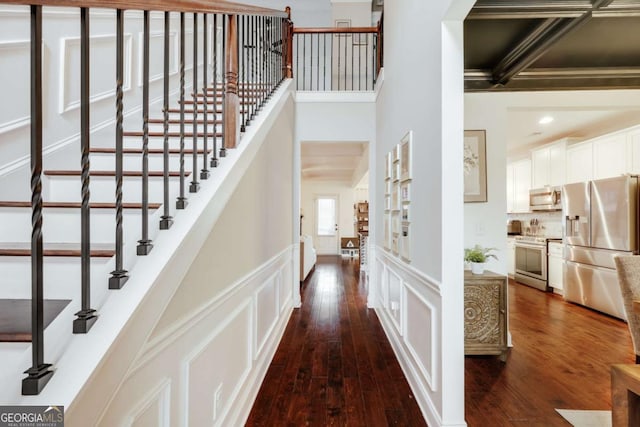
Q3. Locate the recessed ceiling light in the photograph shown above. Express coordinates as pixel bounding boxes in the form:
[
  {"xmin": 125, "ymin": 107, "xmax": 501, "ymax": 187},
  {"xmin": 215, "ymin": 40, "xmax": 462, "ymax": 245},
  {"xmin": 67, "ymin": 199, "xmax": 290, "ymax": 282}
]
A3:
[{"xmin": 539, "ymin": 116, "xmax": 554, "ymax": 125}]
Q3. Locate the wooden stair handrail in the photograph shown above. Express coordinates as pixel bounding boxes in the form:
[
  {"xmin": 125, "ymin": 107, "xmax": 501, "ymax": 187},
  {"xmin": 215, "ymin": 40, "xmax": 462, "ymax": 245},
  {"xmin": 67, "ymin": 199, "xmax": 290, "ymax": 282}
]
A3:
[
  {"xmin": 0, "ymin": 0, "xmax": 288, "ymax": 17},
  {"xmin": 293, "ymin": 27, "xmax": 379, "ymax": 34}
]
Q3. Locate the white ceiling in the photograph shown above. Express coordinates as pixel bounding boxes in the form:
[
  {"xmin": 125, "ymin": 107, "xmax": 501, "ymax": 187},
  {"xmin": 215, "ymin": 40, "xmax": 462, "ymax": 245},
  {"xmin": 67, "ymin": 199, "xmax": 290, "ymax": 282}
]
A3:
[
  {"xmin": 301, "ymin": 141, "xmax": 368, "ymax": 184},
  {"xmin": 507, "ymin": 107, "xmax": 640, "ymax": 156}
]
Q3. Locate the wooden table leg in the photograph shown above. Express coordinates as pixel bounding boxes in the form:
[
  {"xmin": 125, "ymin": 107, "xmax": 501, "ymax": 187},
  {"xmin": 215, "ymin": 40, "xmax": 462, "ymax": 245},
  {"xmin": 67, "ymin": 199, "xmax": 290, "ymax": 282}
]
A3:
[{"xmin": 611, "ymin": 364, "xmax": 640, "ymax": 427}]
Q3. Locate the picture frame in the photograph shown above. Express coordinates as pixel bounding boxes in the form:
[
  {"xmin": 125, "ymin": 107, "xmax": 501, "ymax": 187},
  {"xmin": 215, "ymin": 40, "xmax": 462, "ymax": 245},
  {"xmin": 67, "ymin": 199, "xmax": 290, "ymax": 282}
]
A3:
[
  {"xmin": 385, "ymin": 180, "xmax": 391, "ymax": 195},
  {"xmin": 464, "ymin": 130, "xmax": 488, "ymax": 203},
  {"xmin": 400, "ymin": 224, "xmax": 410, "ymax": 262},
  {"xmin": 392, "ymin": 162, "xmax": 400, "ymax": 182},
  {"xmin": 401, "ymin": 205, "xmax": 409, "ymax": 222},
  {"xmin": 393, "ymin": 143, "xmax": 400, "ymax": 162},
  {"xmin": 384, "ymin": 195, "xmax": 391, "ymax": 211},
  {"xmin": 400, "ymin": 181, "xmax": 410, "ymax": 203},
  {"xmin": 384, "ymin": 213, "xmax": 390, "ymax": 250},
  {"xmin": 400, "ymin": 131, "xmax": 412, "ymax": 181},
  {"xmin": 385, "ymin": 152, "xmax": 392, "ymax": 180},
  {"xmin": 391, "ymin": 183, "xmax": 399, "ymax": 211}
]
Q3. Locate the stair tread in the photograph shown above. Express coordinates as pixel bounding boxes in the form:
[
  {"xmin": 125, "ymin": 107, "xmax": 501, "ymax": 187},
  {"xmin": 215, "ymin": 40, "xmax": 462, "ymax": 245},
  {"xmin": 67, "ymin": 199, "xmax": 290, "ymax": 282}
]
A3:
[
  {"xmin": 167, "ymin": 109, "xmax": 223, "ymax": 114},
  {"xmin": 0, "ymin": 243, "xmax": 115, "ymax": 258},
  {"xmin": 123, "ymin": 131, "xmax": 222, "ymax": 138},
  {"xmin": 0, "ymin": 299, "xmax": 71, "ymax": 342},
  {"xmin": 0, "ymin": 201, "xmax": 162, "ymax": 209},
  {"xmin": 90, "ymin": 147, "xmax": 212, "ymax": 155},
  {"xmin": 43, "ymin": 170, "xmax": 190, "ymax": 177},
  {"xmin": 148, "ymin": 118, "xmax": 222, "ymax": 124}
]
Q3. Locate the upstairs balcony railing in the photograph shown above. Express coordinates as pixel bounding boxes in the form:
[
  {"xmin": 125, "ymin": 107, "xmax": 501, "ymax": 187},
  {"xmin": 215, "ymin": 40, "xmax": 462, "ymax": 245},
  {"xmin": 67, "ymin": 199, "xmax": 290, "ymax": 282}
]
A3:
[
  {"xmin": 293, "ymin": 15, "xmax": 383, "ymax": 91},
  {"xmin": 0, "ymin": 0, "xmax": 291, "ymax": 396}
]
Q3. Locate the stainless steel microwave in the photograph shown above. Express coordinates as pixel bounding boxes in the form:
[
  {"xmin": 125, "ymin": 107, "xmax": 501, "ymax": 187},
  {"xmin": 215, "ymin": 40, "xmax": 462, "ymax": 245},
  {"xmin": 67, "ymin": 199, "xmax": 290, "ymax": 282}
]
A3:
[{"xmin": 529, "ymin": 186, "xmax": 562, "ymax": 211}]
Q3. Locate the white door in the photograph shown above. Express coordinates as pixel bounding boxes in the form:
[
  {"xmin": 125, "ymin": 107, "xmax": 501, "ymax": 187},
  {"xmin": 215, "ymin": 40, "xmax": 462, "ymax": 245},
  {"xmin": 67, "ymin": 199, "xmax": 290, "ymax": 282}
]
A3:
[{"xmin": 314, "ymin": 195, "xmax": 339, "ymax": 255}]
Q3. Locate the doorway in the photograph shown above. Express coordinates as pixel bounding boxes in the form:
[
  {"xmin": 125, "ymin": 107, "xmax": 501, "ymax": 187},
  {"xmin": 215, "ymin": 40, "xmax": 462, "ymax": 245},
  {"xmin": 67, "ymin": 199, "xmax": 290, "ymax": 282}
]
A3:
[{"xmin": 314, "ymin": 195, "xmax": 339, "ymax": 255}]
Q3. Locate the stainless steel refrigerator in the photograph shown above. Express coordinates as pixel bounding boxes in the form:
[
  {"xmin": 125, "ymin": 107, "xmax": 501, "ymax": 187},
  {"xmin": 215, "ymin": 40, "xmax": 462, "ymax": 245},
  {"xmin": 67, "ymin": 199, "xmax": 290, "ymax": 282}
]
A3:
[{"xmin": 563, "ymin": 175, "xmax": 638, "ymax": 320}]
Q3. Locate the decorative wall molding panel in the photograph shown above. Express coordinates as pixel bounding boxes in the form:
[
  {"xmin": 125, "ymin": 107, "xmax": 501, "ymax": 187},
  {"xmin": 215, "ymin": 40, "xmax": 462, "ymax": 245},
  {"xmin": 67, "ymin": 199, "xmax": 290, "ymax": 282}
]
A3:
[
  {"xmin": 136, "ymin": 31, "xmax": 178, "ymax": 87},
  {"xmin": 0, "ymin": 40, "xmax": 30, "ymax": 134},
  {"xmin": 59, "ymin": 34, "xmax": 133, "ymax": 114},
  {"xmin": 122, "ymin": 378, "xmax": 171, "ymax": 427},
  {"xmin": 98, "ymin": 247, "xmax": 295, "ymax": 427},
  {"xmin": 374, "ymin": 247, "xmax": 442, "ymax": 426}
]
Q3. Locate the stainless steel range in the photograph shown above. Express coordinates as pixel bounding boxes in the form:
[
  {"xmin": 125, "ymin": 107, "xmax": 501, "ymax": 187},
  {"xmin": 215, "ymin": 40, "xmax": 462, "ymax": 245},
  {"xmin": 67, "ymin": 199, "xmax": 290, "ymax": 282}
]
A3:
[{"xmin": 514, "ymin": 236, "xmax": 549, "ymax": 291}]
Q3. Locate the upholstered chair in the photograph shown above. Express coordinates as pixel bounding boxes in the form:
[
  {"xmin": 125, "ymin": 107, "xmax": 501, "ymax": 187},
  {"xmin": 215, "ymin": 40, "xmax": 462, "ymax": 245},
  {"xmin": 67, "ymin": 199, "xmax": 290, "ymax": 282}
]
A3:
[{"xmin": 614, "ymin": 256, "xmax": 640, "ymax": 363}]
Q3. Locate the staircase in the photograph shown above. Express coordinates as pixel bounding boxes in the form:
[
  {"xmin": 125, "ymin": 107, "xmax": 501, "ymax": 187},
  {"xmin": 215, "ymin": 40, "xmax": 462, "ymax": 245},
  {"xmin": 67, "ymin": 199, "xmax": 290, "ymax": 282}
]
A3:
[{"xmin": 0, "ymin": 1, "xmax": 293, "ymax": 407}]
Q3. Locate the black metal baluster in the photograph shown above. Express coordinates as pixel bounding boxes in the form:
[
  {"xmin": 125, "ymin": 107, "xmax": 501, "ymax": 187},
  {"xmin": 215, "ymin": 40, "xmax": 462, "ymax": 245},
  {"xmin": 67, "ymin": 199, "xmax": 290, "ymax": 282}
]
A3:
[
  {"xmin": 368, "ymin": 33, "xmax": 371, "ymax": 90},
  {"xmin": 211, "ymin": 13, "xmax": 219, "ymax": 167},
  {"xmin": 323, "ymin": 34, "xmax": 326, "ymax": 90},
  {"xmin": 241, "ymin": 15, "xmax": 245, "ymax": 132},
  {"xmin": 351, "ymin": 31, "xmax": 354, "ymax": 90},
  {"xmin": 220, "ymin": 15, "xmax": 226, "ymax": 158},
  {"xmin": 176, "ymin": 12, "xmax": 188, "ymax": 209},
  {"xmin": 201, "ymin": 13, "xmax": 210, "ymax": 180},
  {"xmin": 302, "ymin": 33, "xmax": 306, "ymax": 90},
  {"xmin": 337, "ymin": 32, "xmax": 341, "ymax": 90},
  {"xmin": 160, "ymin": 11, "xmax": 173, "ymax": 229},
  {"xmin": 331, "ymin": 33, "xmax": 334, "ymax": 90},
  {"xmin": 262, "ymin": 16, "xmax": 266, "ymax": 104},
  {"xmin": 137, "ymin": 10, "xmax": 153, "ymax": 255},
  {"xmin": 251, "ymin": 15, "xmax": 257, "ymax": 120},
  {"xmin": 110, "ymin": 9, "xmax": 129, "ymax": 287},
  {"xmin": 344, "ymin": 30, "xmax": 347, "ymax": 91},
  {"xmin": 22, "ymin": 4, "xmax": 53, "ymax": 396},
  {"xmin": 316, "ymin": 33, "xmax": 319, "ymax": 90},
  {"xmin": 295, "ymin": 33, "xmax": 299, "ymax": 90},
  {"xmin": 190, "ymin": 13, "xmax": 201, "ymax": 191},
  {"xmin": 310, "ymin": 32, "xmax": 313, "ymax": 90},
  {"xmin": 74, "ymin": 6, "xmax": 98, "ymax": 333},
  {"xmin": 358, "ymin": 32, "xmax": 361, "ymax": 90}
]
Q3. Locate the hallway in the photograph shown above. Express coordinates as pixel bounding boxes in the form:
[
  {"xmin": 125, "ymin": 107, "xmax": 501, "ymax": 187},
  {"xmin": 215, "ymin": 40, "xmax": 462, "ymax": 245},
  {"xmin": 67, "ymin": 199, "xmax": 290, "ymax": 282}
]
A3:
[{"xmin": 246, "ymin": 256, "xmax": 427, "ymax": 426}]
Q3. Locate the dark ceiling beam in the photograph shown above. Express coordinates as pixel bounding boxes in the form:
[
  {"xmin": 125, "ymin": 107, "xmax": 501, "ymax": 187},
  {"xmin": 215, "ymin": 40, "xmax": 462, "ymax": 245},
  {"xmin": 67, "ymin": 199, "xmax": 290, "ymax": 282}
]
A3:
[
  {"xmin": 465, "ymin": 67, "xmax": 640, "ymax": 91},
  {"xmin": 467, "ymin": 0, "xmax": 640, "ymax": 19},
  {"xmin": 491, "ymin": 12, "xmax": 593, "ymax": 87}
]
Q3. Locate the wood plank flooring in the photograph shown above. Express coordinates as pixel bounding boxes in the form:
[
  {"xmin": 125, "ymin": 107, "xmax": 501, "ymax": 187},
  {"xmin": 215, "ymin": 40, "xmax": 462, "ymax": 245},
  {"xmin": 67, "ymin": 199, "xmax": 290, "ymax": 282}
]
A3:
[
  {"xmin": 247, "ymin": 259, "xmax": 634, "ymax": 426},
  {"xmin": 246, "ymin": 255, "xmax": 426, "ymax": 426},
  {"xmin": 465, "ymin": 279, "xmax": 633, "ymax": 426}
]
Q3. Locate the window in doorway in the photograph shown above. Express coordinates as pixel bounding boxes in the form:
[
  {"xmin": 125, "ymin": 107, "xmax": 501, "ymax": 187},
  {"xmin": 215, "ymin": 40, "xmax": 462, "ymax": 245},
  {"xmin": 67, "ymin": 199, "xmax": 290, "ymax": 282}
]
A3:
[{"xmin": 316, "ymin": 197, "xmax": 337, "ymax": 236}]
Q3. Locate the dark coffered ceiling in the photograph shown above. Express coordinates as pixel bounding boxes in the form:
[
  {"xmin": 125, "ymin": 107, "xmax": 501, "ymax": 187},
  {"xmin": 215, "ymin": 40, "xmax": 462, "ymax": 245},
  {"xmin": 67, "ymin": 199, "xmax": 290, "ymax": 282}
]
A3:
[{"xmin": 464, "ymin": 0, "xmax": 640, "ymax": 91}]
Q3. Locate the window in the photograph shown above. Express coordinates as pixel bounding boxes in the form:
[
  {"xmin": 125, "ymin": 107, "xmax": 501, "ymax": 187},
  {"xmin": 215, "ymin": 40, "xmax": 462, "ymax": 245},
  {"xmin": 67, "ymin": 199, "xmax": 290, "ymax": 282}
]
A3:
[{"xmin": 316, "ymin": 198, "xmax": 336, "ymax": 236}]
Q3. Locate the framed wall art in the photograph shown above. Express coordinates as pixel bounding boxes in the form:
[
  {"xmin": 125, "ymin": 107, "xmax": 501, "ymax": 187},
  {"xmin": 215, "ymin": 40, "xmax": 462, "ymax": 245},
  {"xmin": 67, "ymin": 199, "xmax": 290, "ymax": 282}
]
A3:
[
  {"xmin": 464, "ymin": 129, "xmax": 487, "ymax": 203},
  {"xmin": 400, "ymin": 131, "xmax": 412, "ymax": 181}
]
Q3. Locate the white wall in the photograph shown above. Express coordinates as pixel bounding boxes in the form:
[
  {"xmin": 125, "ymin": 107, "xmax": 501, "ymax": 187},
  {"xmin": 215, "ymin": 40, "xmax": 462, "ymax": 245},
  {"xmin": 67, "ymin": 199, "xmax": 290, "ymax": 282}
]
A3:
[
  {"xmin": 464, "ymin": 94, "xmax": 508, "ymax": 275},
  {"xmin": 372, "ymin": 0, "xmax": 472, "ymax": 426},
  {"xmin": 300, "ymin": 179, "xmax": 357, "ymax": 241},
  {"xmin": 0, "ymin": 6, "xmax": 203, "ymax": 198},
  {"xmin": 331, "ymin": 1, "xmax": 372, "ymax": 27},
  {"xmin": 242, "ymin": 0, "xmax": 332, "ymax": 27}
]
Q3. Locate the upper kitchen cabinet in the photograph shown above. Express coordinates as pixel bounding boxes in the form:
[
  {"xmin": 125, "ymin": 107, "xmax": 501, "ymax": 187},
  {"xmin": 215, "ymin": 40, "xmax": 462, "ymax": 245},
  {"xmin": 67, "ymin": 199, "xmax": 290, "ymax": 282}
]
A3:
[
  {"xmin": 507, "ymin": 158, "xmax": 531, "ymax": 213},
  {"xmin": 566, "ymin": 142, "xmax": 593, "ymax": 184},
  {"xmin": 531, "ymin": 140, "xmax": 567, "ymax": 188},
  {"xmin": 629, "ymin": 128, "xmax": 640, "ymax": 175},
  {"xmin": 593, "ymin": 133, "xmax": 629, "ymax": 180}
]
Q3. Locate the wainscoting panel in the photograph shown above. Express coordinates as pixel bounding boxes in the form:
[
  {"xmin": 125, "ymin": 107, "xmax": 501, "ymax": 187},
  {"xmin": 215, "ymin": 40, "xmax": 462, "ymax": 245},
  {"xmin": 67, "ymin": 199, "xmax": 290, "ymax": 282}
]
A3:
[
  {"xmin": 123, "ymin": 379, "xmax": 171, "ymax": 427},
  {"xmin": 374, "ymin": 248, "xmax": 443, "ymax": 427},
  {"xmin": 59, "ymin": 34, "xmax": 133, "ymax": 114},
  {"xmin": 96, "ymin": 247, "xmax": 295, "ymax": 427},
  {"xmin": 0, "ymin": 40, "xmax": 29, "ymax": 134},
  {"xmin": 136, "ymin": 31, "xmax": 178, "ymax": 87}
]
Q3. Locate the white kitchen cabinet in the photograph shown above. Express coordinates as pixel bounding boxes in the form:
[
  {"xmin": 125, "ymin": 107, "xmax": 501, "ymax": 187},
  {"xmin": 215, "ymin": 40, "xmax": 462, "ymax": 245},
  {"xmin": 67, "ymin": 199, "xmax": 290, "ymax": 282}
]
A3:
[
  {"xmin": 629, "ymin": 129, "xmax": 640, "ymax": 174},
  {"xmin": 507, "ymin": 237, "xmax": 515, "ymax": 277},
  {"xmin": 531, "ymin": 140, "xmax": 567, "ymax": 188},
  {"xmin": 593, "ymin": 134, "xmax": 629, "ymax": 180},
  {"xmin": 548, "ymin": 242, "xmax": 564, "ymax": 293},
  {"xmin": 566, "ymin": 142, "xmax": 593, "ymax": 184},
  {"xmin": 507, "ymin": 159, "xmax": 531, "ymax": 213}
]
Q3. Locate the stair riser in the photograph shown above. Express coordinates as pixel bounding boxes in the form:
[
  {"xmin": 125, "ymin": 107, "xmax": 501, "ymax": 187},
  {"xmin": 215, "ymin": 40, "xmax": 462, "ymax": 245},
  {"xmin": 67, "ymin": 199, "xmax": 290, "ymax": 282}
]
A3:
[
  {"xmin": 0, "ymin": 256, "xmax": 112, "ymax": 300},
  {"xmin": 44, "ymin": 176, "xmax": 183, "ymax": 204},
  {"xmin": 89, "ymin": 153, "xmax": 209, "ymax": 171},
  {"xmin": 0, "ymin": 208, "xmax": 153, "ymax": 244},
  {"xmin": 122, "ymin": 137, "xmax": 222, "ymax": 151}
]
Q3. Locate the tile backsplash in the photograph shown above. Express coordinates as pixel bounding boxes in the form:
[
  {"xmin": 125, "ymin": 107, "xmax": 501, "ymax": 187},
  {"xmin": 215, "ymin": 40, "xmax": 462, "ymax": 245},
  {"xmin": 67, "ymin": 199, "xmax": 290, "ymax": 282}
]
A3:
[{"xmin": 507, "ymin": 211, "xmax": 563, "ymax": 238}]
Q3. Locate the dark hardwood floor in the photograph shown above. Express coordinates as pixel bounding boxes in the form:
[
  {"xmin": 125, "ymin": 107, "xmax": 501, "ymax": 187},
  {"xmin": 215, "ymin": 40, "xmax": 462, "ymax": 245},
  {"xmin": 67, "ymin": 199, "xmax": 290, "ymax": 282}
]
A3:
[
  {"xmin": 246, "ymin": 255, "xmax": 427, "ymax": 426},
  {"xmin": 465, "ymin": 279, "xmax": 634, "ymax": 426},
  {"xmin": 247, "ymin": 258, "xmax": 634, "ymax": 426}
]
